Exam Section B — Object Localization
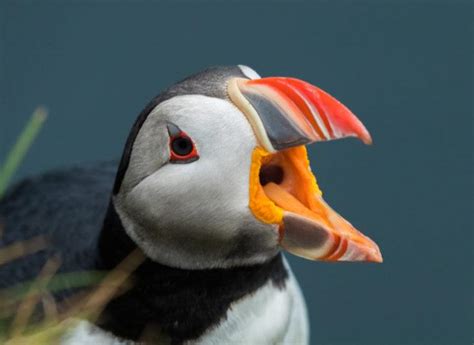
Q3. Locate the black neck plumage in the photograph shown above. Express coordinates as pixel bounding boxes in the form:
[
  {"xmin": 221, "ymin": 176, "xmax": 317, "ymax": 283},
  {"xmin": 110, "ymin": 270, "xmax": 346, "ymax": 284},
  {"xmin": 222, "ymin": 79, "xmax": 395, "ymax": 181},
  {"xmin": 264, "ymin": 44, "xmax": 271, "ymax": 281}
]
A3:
[{"xmin": 96, "ymin": 203, "xmax": 288, "ymax": 344}]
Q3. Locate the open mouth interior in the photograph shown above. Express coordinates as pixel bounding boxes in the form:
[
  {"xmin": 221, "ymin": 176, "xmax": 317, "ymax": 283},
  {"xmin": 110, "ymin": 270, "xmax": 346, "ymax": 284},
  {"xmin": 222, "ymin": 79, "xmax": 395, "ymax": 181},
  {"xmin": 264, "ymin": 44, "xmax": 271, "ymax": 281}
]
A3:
[
  {"xmin": 249, "ymin": 146, "xmax": 382, "ymax": 262},
  {"xmin": 250, "ymin": 146, "xmax": 328, "ymax": 228}
]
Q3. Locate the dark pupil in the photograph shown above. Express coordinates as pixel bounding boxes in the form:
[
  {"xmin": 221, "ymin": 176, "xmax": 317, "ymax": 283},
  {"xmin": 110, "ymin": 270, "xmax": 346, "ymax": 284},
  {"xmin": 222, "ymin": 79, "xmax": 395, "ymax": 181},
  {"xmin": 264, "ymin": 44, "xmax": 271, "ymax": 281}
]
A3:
[{"xmin": 172, "ymin": 137, "xmax": 193, "ymax": 156}]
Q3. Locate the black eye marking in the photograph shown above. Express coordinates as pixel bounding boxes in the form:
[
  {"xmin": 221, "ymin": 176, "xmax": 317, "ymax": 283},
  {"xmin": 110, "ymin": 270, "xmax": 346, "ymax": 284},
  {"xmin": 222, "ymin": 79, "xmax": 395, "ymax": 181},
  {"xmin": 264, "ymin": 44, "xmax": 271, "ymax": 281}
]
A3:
[
  {"xmin": 166, "ymin": 123, "xmax": 199, "ymax": 164},
  {"xmin": 167, "ymin": 122, "xmax": 181, "ymax": 137}
]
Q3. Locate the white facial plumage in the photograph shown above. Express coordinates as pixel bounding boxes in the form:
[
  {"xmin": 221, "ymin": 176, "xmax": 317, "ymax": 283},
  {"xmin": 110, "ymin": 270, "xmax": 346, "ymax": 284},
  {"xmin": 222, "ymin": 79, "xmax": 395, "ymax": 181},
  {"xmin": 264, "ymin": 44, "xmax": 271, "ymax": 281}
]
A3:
[{"xmin": 113, "ymin": 94, "xmax": 279, "ymax": 269}]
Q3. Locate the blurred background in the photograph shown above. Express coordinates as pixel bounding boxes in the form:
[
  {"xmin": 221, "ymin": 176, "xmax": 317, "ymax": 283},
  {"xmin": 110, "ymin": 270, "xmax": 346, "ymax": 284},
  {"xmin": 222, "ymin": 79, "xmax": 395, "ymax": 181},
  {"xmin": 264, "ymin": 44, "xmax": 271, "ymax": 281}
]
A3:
[{"xmin": 0, "ymin": 1, "xmax": 472, "ymax": 344}]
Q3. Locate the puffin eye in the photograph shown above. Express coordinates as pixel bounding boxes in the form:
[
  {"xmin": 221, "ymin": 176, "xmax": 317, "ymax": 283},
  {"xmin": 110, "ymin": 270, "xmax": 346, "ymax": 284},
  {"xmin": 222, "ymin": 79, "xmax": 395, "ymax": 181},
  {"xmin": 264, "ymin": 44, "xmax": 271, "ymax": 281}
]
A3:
[
  {"xmin": 171, "ymin": 137, "xmax": 193, "ymax": 156},
  {"xmin": 167, "ymin": 123, "xmax": 199, "ymax": 164}
]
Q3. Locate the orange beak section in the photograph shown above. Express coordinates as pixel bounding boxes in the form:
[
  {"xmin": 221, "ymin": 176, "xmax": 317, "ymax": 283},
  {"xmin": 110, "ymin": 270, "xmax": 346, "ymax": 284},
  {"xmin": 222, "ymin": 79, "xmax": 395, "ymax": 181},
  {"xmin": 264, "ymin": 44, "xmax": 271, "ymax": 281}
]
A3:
[{"xmin": 250, "ymin": 146, "xmax": 382, "ymax": 263}]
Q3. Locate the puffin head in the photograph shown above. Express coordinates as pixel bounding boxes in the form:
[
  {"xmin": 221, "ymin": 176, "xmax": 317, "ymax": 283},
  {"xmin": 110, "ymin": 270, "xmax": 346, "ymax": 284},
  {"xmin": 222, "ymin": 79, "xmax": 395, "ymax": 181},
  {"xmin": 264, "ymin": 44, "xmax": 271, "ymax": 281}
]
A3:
[{"xmin": 112, "ymin": 65, "xmax": 382, "ymax": 269}]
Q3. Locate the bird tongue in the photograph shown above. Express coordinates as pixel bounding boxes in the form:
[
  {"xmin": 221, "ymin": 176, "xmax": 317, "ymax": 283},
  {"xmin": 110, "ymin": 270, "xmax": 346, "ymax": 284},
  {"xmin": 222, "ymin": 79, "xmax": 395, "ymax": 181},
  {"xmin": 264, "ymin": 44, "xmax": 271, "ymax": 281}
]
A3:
[
  {"xmin": 263, "ymin": 182, "xmax": 382, "ymax": 262},
  {"xmin": 263, "ymin": 182, "xmax": 327, "ymax": 224}
]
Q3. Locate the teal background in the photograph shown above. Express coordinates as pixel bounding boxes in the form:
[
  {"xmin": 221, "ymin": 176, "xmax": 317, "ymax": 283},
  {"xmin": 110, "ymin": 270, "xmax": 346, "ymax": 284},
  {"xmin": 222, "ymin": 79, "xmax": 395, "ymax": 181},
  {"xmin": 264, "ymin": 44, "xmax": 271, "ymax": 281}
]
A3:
[{"xmin": 1, "ymin": 1, "xmax": 472, "ymax": 344}]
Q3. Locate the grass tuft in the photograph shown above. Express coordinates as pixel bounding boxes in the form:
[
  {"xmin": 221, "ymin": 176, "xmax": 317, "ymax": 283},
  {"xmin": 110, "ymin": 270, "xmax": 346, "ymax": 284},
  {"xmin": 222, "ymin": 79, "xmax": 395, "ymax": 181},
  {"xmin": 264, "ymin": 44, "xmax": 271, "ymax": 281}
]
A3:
[{"xmin": 0, "ymin": 108, "xmax": 145, "ymax": 343}]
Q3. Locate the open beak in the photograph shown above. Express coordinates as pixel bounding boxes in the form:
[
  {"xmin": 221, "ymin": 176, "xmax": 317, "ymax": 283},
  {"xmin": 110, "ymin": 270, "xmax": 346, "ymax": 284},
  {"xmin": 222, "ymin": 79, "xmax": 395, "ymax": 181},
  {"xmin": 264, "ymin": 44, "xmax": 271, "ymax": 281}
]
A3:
[{"xmin": 228, "ymin": 77, "xmax": 382, "ymax": 263}]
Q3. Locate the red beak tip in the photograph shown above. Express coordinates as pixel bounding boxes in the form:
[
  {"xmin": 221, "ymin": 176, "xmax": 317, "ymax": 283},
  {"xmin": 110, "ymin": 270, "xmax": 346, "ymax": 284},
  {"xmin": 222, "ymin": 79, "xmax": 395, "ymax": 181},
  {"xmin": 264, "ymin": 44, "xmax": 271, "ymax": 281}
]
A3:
[
  {"xmin": 354, "ymin": 122, "xmax": 373, "ymax": 145},
  {"xmin": 363, "ymin": 134, "xmax": 373, "ymax": 145}
]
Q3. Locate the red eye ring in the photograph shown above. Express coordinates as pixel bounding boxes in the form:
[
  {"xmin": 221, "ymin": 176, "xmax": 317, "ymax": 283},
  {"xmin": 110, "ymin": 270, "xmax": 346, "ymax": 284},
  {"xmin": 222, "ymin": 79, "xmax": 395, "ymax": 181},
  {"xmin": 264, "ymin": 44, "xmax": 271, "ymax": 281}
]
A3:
[{"xmin": 167, "ymin": 123, "xmax": 199, "ymax": 164}]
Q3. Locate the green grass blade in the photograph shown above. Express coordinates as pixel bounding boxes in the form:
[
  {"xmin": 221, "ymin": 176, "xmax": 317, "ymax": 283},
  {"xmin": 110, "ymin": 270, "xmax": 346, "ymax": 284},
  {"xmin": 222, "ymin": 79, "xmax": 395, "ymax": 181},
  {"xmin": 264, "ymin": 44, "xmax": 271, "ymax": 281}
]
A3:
[{"xmin": 0, "ymin": 107, "xmax": 48, "ymax": 198}]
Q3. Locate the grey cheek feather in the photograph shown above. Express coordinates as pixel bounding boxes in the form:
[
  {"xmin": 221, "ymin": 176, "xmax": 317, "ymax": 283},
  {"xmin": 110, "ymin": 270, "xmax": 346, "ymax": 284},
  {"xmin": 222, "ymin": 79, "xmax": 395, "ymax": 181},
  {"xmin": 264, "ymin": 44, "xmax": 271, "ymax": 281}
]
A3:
[
  {"xmin": 119, "ymin": 117, "xmax": 169, "ymax": 194},
  {"xmin": 112, "ymin": 95, "xmax": 282, "ymax": 269}
]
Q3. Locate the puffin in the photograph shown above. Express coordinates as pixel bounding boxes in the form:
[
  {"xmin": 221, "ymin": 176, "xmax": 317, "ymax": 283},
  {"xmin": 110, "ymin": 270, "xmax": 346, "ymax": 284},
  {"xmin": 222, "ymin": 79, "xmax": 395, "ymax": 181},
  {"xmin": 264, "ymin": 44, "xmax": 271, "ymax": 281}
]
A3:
[{"xmin": 0, "ymin": 65, "xmax": 382, "ymax": 345}]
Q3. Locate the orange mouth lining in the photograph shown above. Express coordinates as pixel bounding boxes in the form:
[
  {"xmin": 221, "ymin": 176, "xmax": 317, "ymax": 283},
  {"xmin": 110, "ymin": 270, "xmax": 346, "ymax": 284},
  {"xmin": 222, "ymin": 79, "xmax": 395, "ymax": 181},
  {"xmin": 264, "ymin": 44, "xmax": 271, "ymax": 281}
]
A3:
[
  {"xmin": 249, "ymin": 146, "xmax": 383, "ymax": 262},
  {"xmin": 249, "ymin": 146, "xmax": 325, "ymax": 227}
]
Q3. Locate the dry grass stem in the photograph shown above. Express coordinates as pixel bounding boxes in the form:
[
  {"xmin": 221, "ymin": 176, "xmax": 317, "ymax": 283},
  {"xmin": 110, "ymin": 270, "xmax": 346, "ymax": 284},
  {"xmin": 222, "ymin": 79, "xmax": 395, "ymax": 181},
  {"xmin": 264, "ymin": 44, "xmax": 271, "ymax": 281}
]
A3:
[
  {"xmin": 41, "ymin": 292, "xmax": 59, "ymax": 326},
  {"xmin": 69, "ymin": 248, "xmax": 146, "ymax": 321},
  {"xmin": 0, "ymin": 236, "xmax": 49, "ymax": 266},
  {"xmin": 9, "ymin": 256, "xmax": 61, "ymax": 338}
]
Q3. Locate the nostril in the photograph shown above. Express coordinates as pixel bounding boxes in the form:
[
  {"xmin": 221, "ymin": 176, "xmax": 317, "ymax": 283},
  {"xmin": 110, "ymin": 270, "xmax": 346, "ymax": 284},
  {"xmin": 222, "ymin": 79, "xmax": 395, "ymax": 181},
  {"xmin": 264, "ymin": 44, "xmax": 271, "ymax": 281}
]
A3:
[{"xmin": 259, "ymin": 165, "xmax": 284, "ymax": 186}]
